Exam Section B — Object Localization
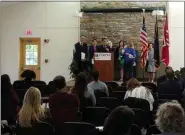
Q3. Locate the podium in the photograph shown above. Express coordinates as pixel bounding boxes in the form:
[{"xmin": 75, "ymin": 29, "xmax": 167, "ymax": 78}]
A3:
[{"xmin": 94, "ymin": 53, "xmax": 114, "ymax": 81}]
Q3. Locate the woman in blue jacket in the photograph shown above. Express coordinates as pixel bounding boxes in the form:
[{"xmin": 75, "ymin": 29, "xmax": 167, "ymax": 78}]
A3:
[{"xmin": 123, "ymin": 43, "xmax": 136, "ymax": 81}]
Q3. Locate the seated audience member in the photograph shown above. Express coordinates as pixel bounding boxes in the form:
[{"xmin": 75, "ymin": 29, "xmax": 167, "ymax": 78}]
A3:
[
  {"xmin": 18, "ymin": 87, "xmax": 52, "ymax": 127},
  {"xmin": 89, "ymin": 106, "xmax": 135, "ymax": 135},
  {"xmin": 70, "ymin": 72, "xmax": 96, "ymax": 106},
  {"xmin": 157, "ymin": 68, "xmax": 183, "ymax": 96},
  {"xmin": 157, "ymin": 66, "xmax": 177, "ymax": 85},
  {"xmin": 49, "ymin": 76, "xmax": 79, "ymax": 127},
  {"xmin": 21, "ymin": 69, "xmax": 36, "ymax": 82},
  {"xmin": 1, "ymin": 74, "xmax": 20, "ymax": 125},
  {"xmin": 155, "ymin": 101, "xmax": 185, "ymax": 135},
  {"xmin": 124, "ymin": 78, "xmax": 154, "ymax": 111},
  {"xmin": 88, "ymin": 70, "xmax": 109, "ymax": 96}
]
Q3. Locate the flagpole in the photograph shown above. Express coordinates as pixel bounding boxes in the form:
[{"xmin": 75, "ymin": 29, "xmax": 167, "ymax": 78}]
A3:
[{"xmin": 142, "ymin": 8, "xmax": 145, "ymax": 83}]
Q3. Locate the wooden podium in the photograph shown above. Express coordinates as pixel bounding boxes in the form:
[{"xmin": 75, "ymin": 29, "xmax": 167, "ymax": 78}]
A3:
[{"xmin": 94, "ymin": 53, "xmax": 114, "ymax": 82}]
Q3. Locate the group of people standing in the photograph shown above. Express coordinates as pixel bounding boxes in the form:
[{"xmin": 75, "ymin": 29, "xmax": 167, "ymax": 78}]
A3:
[{"xmin": 73, "ymin": 35, "xmax": 156, "ymax": 82}]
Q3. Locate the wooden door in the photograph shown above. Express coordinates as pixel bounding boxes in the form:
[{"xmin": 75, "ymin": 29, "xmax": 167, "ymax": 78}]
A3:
[{"xmin": 19, "ymin": 38, "xmax": 41, "ymax": 80}]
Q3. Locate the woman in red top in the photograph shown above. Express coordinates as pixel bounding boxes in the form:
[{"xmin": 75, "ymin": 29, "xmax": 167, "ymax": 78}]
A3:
[
  {"xmin": 49, "ymin": 76, "xmax": 80, "ymax": 130},
  {"xmin": 1, "ymin": 74, "xmax": 20, "ymax": 125}
]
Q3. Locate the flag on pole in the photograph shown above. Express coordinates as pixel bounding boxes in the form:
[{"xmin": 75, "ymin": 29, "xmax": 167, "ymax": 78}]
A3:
[
  {"xmin": 162, "ymin": 14, "xmax": 170, "ymax": 66},
  {"xmin": 140, "ymin": 13, "xmax": 148, "ymax": 68},
  {"xmin": 154, "ymin": 15, "xmax": 160, "ymax": 69}
]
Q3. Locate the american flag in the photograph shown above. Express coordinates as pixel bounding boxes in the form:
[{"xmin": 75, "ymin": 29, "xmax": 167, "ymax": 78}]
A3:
[{"xmin": 140, "ymin": 16, "xmax": 148, "ymax": 68}]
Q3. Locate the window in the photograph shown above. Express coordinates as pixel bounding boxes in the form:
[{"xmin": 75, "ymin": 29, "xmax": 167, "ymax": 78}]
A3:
[{"xmin": 25, "ymin": 45, "xmax": 38, "ymax": 65}]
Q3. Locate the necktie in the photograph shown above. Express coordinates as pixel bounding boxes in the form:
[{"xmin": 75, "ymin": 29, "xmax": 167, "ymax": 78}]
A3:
[{"xmin": 94, "ymin": 46, "xmax": 96, "ymax": 52}]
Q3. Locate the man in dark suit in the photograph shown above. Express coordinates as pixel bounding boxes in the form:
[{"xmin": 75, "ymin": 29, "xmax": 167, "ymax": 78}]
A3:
[
  {"xmin": 73, "ymin": 35, "xmax": 88, "ymax": 72},
  {"xmin": 157, "ymin": 68, "xmax": 183, "ymax": 97},
  {"xmin": 157, "ymin": 66, "xmax": 178, "ymax": 85},
  {"xmin": 89, "ymin": 39, "xmax": 99, "ymax": 70},
  {"xmin": 98, "ymin": 38, "xmax": 110, "ymax": 52}
]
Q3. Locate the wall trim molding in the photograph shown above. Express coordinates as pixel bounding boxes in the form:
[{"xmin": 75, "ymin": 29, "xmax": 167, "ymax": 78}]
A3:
[{"xmin": 81, "ymin": 7, "xmax": 166, "ymax": 13}]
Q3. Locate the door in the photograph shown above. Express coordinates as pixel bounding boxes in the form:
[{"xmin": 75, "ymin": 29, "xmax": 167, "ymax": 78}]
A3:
[{"xmin": 19, "ymin": 38, "xmax": 41, "ymax": 80}]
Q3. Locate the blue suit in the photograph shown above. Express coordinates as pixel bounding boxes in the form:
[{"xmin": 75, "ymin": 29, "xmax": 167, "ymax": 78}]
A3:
[{"xmin": 123, "ymin": 47, "xmax": 136, "ymax": 80}]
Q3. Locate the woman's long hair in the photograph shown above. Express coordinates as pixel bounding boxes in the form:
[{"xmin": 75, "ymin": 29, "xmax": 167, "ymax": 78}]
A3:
[
  {"xmin": 104, "ymin": 106, "xmax": 135, "ymax": 135},
  {"xmin": 73, "ymin": 72, "xmax": 87, "ymax": 98},
  {"xmin": 1, "ymin": 74, "xmax": 12, "ymax": 98},
  {"xmin": 18, "ymin": 87, "xmax": 45, "ymax": 127}
]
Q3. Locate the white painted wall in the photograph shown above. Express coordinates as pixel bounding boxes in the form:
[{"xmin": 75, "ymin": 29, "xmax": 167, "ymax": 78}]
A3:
[
  {"xmin": 168, "ymin": 2, "xmax": 184, "ymax": 70},
  {"xmin": 0, "ymin": 2, "xmax": 80, "ymax": 83}
]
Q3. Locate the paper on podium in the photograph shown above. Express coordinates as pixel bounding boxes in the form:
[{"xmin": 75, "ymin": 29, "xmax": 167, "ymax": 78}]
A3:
[
  {"xmin": 92, "ymin": 58, "xmax": 94, "ymax": 64},
  {"xmin": 81, "ymin": 52, "xmax": 85, "ymax": 60}
]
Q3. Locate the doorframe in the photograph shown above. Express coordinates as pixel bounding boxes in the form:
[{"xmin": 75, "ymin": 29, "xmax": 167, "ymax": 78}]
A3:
[{"xmin": 19, "ymin": 37, "xmax": 41, "ymax": 80}]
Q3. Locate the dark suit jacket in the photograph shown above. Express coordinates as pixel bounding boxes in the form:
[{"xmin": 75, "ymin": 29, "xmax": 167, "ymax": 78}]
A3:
[
  {"xmin": 89, "ymin": 45, "xmax": 99, "ymax": 63},
  {"xmin": 157, "ymin": 80, "xmax": 183, "ymax": 96},
  {"xmin": 73, "ymin": 42, "xmax": 88, "ymax": 62},
  {"xmin": 98, "ymin": 45, "xmax": 110, "ymax": 52}
]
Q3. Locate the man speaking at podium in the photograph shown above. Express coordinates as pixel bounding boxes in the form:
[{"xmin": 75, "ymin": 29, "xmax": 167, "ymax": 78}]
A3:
[
  {"xmin": 98, "ymin": 38, "xmax": 110, "ymax": 52},
  {"xmin": 73, "ymin": 35, "xmax": 88, "ymax": 72}
]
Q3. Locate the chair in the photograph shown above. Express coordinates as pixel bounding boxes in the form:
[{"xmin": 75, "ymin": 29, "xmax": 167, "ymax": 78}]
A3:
[
  {"xmin": 34, "ymin": 84, "xmax": 47, "ymax": 95},
  {"xmin": 105, "ymin": 82, "xmax": 119, "ymax": 89},
  {"xmin": 32, "ymin": 80, "xmax": 46, "ymax": 85},
  {"xmin": 115, "ymin": 86, "xmax": 127, "ymax": 91},
  {"xmin": 107, "ymin": 85, "xmax": 113, "ymax": 95},
  {"xmin": 153, "ymin": 99, "xmax": 170, "ymax": 111},
  {"xmin": 79, "ymin": 97, "xmax": 93, "ymax": 112},
  {"xmin": 159, "ymin": 94, "xmax": 182, "ymax": 102},
  {"xmin": 129, "ymin": 124, "xmax": 142, "ymax": 135},
  {"xmin": 132, "ymin": 108, "xmax": 146, "ymax": 128},
  {"xmin": 146, "ymin": 125, "xmax": 161, "ymax": 135},
  {"xmin": 110, "ymin": 91, "xmax": 126, "ymax": 100},
  {"xmin": 94, "ymin": 90, "xmax": 107, "ymax": 105},
  {"xmin": 62, "ymin": 122, "xmax": 96, "ymax": 135},
  {"xmin": 141, "ymin": 82, "xmax": 157, "ymax": 93},
  {"xmin": 16, "ymin": 89, "xmax": 27, "ymax": 104},
  {"xmin": 98, "ymin": 97, "xmax": 121, "ymax": 110},
  {"xmin": 13, "ymin": 80, "xmax": 32, "ymax": 89},
  {"xmin": 123, "ymin": 97, "xmax": 150, "ymax": 113},
  {"xmin": 121, "ymin": 82, "xmax": 127, "ymax": 87},
  {"xmin": 123, "ymin": 97, "xmax": 152, "ymax": 126},
  {"xmin": 82, "ymin": 107, "xmax": 110, "ymax": 126},
  {"xmin": 16, "ymin": 122, "xmax": 53, "ymax": 135},
  {"xmin": 48, "ymin": 81, "xmax": 55, "ymax": 88}
]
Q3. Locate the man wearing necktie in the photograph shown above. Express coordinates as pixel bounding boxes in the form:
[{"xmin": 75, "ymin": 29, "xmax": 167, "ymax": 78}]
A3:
[
  {"xmin": 89, "ymin": 39, "xmax": 99, "ymax": 70},
  {"xmin": 73, "ymin": 35, "xmax": 88, "ymax": 73}
]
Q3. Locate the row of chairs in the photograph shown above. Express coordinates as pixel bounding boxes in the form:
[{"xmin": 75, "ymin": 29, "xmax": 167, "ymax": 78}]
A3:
[{"xmin": 13, "ymin": 121, "xmax": 161, "ymax": 135}]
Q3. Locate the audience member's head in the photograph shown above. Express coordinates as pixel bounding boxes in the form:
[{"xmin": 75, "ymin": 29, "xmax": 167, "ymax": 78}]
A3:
[
  {"xmin": 73, "ymin": 72, "xmax": 87, "ymax": 97},
  {"xmin": 155, "ymin": 101, "xmax": 185, "ymax": 133},
  {"xmin": 53, "ymin": 75, "xmax": 66, "ymax": 90},
  {"xmin": 165, "ymin": 67, "xmax": 175, "ymax": 80},
  {"xmin": 127, "ymin": 78, "xmax": 141, "ymax": 90},
  {"xmin": 21, "ymin": 70, "xmax": 36, "ymax": 82},
  {"xmin": 19, "ymin": 87, "xmax": 45, "ymax": 127},
  {"xmin": 91, "ymin": 70, "xmax": 99, "ymax": 82},
  {"xmin": 104, "ymin": 106, "xmax": 135, "ymax": 135},
  {"xmin": 1, "ymin": 74, "xmax": 12, "ymax": 96},
  {"xmin": 92, "ymin": 39, "xmax": 97, "ymax": 46},
  {"xmin": 80, "ymin": 35, "xmax": 85, "ymax": 43},
  {"xmin": 118, "ymin": 40, "xmax": 124, "ymax": 48}
]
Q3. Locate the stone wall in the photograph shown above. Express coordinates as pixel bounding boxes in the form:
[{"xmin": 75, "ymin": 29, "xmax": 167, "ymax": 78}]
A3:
[{"xmin": 80, "ymin": 2, "xmax": 167, "ymax": 79}]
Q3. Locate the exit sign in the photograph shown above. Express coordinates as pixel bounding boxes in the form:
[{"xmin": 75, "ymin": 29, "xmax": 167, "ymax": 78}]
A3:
[{"xmin": 26, "ymin": 29, "xmax": 32, "ymax": 35}]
